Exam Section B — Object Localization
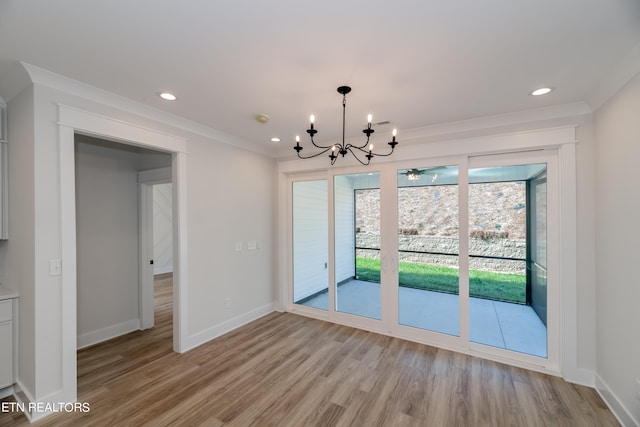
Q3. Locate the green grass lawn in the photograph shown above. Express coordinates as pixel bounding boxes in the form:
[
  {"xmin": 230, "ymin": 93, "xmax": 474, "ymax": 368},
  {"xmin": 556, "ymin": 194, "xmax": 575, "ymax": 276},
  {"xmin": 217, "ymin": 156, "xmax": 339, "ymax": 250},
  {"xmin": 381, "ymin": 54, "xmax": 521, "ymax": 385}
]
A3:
[{"xmin": 356, "ymin": 257, "xmax": 526, "ymax": 304}]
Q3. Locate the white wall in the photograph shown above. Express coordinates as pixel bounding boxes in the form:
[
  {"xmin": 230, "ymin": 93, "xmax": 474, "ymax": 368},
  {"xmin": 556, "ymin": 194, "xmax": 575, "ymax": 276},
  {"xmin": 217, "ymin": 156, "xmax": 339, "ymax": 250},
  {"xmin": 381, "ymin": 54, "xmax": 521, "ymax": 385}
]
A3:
[
  {"xmin": 0, "ymin": 66, "xmax": 277, "ymax": 410},
  {"xmin": 594, "ymin": 71, "xmax": 640, "ymax": 425},
  {"xmin": 153, "ymin": 183, "xmax": 173, "ymax": 275},
  {"xmin": 184, "ymin": 138, "xmax": 276, "ymax": 335},
  {"xmin": 292, "ymin": 180, "xmax": 328, "ymax": 301}
]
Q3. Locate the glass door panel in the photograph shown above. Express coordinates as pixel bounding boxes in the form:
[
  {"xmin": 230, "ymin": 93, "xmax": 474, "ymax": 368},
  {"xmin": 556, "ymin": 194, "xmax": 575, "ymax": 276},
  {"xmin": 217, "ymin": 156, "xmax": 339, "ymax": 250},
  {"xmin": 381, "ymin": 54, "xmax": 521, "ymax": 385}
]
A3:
[
  {"xmin": 292, "ymin": 180, "xmax": 328, "ymax": 310},
  {"xmin": 468, "ymin": 164, "xmax": 547, "ymax": 357},
  {"xmin": 529, "ymin": 171, "xmax": 547, "ymax": 326},
  {"xmin": 335, "ymin": 172, "xmax": 380, "ymax": 319},
  {"xmin": 397, "ymin": 166, "xmax": 460, "ymax": 336}
]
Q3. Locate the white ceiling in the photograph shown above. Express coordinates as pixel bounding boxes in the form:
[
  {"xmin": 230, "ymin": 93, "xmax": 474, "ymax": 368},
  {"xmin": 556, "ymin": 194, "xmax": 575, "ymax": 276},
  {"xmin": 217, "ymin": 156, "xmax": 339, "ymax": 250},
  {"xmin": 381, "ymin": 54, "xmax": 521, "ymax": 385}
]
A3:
[{"xmin": 1, "ymin": 0, "xmax": 639, "ymax": 159}]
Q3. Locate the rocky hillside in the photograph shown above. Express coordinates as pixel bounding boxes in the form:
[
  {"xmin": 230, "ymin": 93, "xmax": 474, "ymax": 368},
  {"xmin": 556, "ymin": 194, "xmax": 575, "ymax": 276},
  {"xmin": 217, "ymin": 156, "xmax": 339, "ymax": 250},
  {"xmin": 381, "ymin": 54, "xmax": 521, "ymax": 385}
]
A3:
[{"xmin": 356, "ymin": 182, "xmax": 527, "ymax": 239}]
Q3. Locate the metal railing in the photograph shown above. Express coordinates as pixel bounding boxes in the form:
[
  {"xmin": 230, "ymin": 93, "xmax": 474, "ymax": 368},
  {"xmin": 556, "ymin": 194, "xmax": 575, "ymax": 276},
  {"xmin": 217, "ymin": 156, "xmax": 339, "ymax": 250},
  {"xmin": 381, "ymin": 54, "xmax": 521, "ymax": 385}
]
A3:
[{"xmin": 356, "ymin": 246, "xmax": 526, "ymax": 262}]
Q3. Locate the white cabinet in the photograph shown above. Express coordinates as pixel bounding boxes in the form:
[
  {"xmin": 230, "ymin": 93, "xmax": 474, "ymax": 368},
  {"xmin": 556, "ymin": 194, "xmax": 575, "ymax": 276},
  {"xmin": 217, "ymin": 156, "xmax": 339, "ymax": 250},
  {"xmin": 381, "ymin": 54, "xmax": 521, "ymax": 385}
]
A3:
[
  {"xmin": 0, "ymin": 96, "xmax": 6, "ymax": 239},
  {"xmin": 0, "ymin": 299, "xmax": 14, "ymax": 388}
]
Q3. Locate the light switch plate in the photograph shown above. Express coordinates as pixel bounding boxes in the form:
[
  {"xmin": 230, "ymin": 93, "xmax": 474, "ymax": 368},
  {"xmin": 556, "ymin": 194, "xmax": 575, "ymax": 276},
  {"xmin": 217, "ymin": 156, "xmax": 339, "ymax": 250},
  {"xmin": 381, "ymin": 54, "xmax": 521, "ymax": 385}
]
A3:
[{"xmin": 234, "ymin": 241, "xmax": 242, "ymax": 252}]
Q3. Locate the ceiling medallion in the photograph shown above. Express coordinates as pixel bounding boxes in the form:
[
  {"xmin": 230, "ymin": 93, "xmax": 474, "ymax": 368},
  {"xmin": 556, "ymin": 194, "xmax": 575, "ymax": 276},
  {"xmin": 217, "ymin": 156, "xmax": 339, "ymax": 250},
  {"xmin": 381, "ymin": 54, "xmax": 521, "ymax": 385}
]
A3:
[{"xmin": 294, "ymin": 86, "xmax": 398, "ymax": 165}]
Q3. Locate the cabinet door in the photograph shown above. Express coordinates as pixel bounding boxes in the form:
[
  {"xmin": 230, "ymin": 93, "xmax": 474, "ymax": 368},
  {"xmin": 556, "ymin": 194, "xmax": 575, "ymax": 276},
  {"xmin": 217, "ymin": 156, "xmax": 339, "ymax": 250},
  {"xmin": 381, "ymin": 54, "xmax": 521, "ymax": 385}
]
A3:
[
  {"xmin": 0, "ymin": 141, "xmax": 6, "ymax": 239},
  {"xmin": 0, "ymin": 321, "xmax": 12, "ymax": 388}
]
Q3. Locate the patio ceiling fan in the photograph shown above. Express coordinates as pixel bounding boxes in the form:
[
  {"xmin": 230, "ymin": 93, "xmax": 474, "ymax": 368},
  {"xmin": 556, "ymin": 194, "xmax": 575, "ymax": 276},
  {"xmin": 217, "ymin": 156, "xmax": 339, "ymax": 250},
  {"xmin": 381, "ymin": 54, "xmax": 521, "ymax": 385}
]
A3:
[{"xmin": 402, "ymin": 166, "xmax": 449, "ymax": 182}]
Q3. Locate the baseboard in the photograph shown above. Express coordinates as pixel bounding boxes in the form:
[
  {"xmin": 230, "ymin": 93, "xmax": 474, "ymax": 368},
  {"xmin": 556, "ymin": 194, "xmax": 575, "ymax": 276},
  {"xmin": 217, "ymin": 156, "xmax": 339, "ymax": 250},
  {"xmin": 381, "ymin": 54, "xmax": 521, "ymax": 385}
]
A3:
[
  {"xmin": 154, "ymin": 266, "xmax": 173, "ymax": 275},
  {"xmin": 11, "ymin": 379, "xmax": 84, "ymax": 422},
  {"xmin": 0, "ymin": 384, "xmax": 12, "ymax": 399},
  {"xmin": 562, "ymin": 366, "xmax": 595, "ymax": 387},
  {"xmin": 77, "ymin": 318, "xmax": 141, "ymax": 349},
  {"xmin": 12, "ymin": 379, "xmax": 36, "ymax": 422},
  {"xmin": 595, "ymin": 374, "xmax": 639, "ymax": 427},
  {"xmin": 183, "ymin": 303, "xmax": 275, "ymax": 352}
]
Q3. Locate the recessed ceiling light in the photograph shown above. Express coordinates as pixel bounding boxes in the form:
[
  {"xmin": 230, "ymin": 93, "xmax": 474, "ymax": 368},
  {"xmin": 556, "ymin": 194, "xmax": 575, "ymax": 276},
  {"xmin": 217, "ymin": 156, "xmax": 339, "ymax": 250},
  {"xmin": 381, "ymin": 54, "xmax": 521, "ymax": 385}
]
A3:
[
  {"xmin": 158, "ymin": 92, "xmax": 177, "ymax": 101},
  {"xmin": 530, "ymin": 87, "xmax": 553, "ymax": 96},
  {"xmin": 270, "ymin": 137, "xmax": 281, "ymax": 142}
]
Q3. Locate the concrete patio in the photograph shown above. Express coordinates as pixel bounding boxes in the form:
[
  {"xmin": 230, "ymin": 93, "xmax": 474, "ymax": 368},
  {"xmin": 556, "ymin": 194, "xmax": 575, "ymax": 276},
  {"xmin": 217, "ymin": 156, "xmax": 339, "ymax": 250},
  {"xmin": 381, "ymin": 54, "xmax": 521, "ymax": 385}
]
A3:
[{"xmin": 299, "ymin": 279, "xmax": 547, "ymax": 358}]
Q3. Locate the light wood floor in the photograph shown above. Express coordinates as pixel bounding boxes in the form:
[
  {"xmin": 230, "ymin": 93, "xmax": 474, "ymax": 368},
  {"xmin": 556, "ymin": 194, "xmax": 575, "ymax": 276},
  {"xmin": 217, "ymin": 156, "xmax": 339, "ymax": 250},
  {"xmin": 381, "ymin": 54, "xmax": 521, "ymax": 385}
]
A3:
[{"xmin": 1, "ymin": 274, "xmax": 618, "ymax": 426}]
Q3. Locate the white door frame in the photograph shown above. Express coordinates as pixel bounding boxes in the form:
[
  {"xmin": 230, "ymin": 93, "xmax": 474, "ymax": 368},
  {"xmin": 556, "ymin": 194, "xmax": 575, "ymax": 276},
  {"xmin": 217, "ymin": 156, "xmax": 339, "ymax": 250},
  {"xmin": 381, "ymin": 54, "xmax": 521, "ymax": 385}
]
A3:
[
  {"xmin": 58, "ymin": 105, "xmax": 189, "ymax": 405},
  {"xmin": 138, "ymin": 167, "xmax": 172, "ymax": 330}
]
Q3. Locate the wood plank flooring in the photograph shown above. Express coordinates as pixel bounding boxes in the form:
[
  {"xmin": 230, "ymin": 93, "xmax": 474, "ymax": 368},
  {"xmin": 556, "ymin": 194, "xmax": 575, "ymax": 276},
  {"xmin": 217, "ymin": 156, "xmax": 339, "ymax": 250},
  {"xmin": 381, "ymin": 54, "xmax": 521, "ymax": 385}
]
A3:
[{"xmin": 1, "ymin": 274, "xmax": 618, "ymax": 426}]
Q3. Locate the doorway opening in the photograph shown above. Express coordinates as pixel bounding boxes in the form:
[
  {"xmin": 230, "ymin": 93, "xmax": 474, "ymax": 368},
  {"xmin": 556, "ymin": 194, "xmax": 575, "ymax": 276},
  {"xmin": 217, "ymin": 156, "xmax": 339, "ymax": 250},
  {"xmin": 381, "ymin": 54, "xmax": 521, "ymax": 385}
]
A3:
[
  {"xmin": 58, "ymin": 104, "xmax": 188, "ymax": 405},
  {"xmin": 151, "ymin": 182, "xmax": 174, "ymax": 332},
  {"xmin": 74, "ymin": 135, "xmax": 172, "ymax": 349},
  {"xmin": 139, "ymin": 170, "xmax": 174, "ymax": 331}
]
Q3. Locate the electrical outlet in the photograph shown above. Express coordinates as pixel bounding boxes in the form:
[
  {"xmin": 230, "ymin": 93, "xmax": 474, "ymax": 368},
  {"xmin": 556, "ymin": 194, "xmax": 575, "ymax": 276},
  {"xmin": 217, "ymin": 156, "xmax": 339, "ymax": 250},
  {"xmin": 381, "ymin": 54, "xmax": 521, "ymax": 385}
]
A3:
[
  {"xmin": 635, "ymin": 378, "xmax": 640, "ymax": 402},
  {"xmin": 224, "ymin": 298, "xmax": 231, "ymax": 309}
]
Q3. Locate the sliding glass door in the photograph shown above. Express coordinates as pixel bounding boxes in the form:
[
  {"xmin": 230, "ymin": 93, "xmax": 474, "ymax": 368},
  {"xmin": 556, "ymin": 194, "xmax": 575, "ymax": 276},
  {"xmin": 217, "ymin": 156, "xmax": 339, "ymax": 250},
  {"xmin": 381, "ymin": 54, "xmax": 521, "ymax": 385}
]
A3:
[
  {"xmin": 468, "ymin": 163, "xmax": 548, "ymax": 358},
  {"xmin": 289, "ymin": 150, "xmax": 558, "ymax": 369},
  {"xmin": 292, "ymin": 180, "xmax": 328, "ymax": 310},
  {"xmin": 397, "ymin": 166, "xmax": 460, "ymax": 336},
  {"xmin": 334, "ymin": 172, "xmax": 381, "ymax": 319}
]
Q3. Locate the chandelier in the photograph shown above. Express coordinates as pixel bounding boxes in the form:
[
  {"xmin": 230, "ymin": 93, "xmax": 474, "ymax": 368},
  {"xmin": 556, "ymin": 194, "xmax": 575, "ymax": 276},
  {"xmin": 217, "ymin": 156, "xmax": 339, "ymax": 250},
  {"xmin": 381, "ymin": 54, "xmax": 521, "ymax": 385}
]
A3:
[{"xmin": 293, "ymin": 86, "xmax": 398, "ymax": 165}]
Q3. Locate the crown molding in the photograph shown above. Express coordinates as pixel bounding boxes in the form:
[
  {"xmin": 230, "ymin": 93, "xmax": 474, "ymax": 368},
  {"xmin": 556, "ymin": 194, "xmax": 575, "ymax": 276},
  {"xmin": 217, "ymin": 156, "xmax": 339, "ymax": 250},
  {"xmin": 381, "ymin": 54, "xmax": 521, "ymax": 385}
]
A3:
[
  {"xmin": 588, "ymin": 41, "xmax": 640, "ymax": 111},
  {"xmin": 274, "ymin": 101, "xmax": 590, "ymax": 159},
  {"xmin": 399, "ymin": 102, "xmax": 591, "ymax": 143},
  {"xmin": 20, "ymin": 62, "xmax": 272, "ymax": 157},
  {"xmin": 278, "ymin": 125, "xmax": 577, "ymax": 173}
]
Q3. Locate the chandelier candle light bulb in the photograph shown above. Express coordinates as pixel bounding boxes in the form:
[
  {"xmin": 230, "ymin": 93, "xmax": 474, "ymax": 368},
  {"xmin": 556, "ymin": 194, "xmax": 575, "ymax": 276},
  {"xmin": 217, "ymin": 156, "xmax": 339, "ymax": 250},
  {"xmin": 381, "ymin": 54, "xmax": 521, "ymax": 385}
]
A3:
[{"xmin": 293, "ymin": 85, "xmax": 399, "ymax": 165}]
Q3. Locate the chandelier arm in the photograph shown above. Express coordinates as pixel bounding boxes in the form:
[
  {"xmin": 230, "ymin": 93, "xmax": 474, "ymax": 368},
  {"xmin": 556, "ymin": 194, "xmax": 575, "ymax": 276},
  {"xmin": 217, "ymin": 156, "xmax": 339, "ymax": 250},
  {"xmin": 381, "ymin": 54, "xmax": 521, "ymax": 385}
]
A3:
[
  {"xmin": 343, "ymin": 135, "xmax": 370, "ymax": 152},
  {"xmin": 345, "ymin": 146, "xmax": 372, "ymax": 166},
  {"xmin": 348, "ymin": 134, "xmax": 372, "ymax": 150},
  {"xmin": 350, "ymin": 144, "xmax": 396, "ymax": 158},
  {"xmin": 295, "ymin": 146, "xmax": 334, "ymax": 160},
  {"xmin": 369, "ymin": 147, "xmax": 397, "ymax": 157},
  {"xmin": 308, "ymin": 135, "xmax": 335, "ymax": 150}
]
